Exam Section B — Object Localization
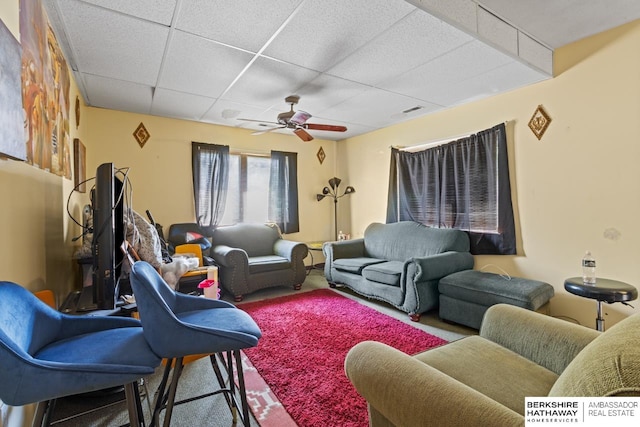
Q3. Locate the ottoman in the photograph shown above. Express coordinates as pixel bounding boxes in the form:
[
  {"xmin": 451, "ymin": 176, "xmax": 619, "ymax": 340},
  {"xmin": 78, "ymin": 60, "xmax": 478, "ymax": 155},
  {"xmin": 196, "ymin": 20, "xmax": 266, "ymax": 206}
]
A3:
[{"xmin": 438, "ymin": 270, "xmax": 555, "ymax": 329}]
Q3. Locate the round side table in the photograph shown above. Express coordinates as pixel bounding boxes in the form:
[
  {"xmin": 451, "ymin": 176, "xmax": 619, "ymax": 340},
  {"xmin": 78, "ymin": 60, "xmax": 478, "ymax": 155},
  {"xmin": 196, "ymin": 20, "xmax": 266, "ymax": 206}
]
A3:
[
  {"xmin": 564, "ymin": 277, "xmax": 638, "ymax": 331},
  {"xmin": 305, "ymin": 242, "xmax": 325, "ymax": 274}
]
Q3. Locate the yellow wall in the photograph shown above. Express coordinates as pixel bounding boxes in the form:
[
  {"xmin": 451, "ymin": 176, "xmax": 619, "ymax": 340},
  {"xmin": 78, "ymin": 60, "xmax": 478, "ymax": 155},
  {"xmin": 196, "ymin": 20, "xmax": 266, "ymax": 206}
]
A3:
[
  {"xmin": 337, "ymin": 19, "xmax": 640, "ymax": 328},
  {"xmin": 0, "ymin": 0, "xmax": 89, "ymax": 305},
  {"xmin": 82, "ymin": 107, "xmax": 338, "ymax": 245}
]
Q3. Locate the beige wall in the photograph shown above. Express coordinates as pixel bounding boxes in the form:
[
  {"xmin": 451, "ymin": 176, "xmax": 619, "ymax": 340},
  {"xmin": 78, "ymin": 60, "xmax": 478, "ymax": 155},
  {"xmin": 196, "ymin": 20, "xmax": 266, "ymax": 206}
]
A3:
[
  {"xmin": 0, "ymin": 0, "xmax": 88, "ymax": 305},
  {"xmin": 82, "ymin": 107, "xmax": 338, "ymax": 245},
  {"xmin": 337, "ymin": 19, "xmax": 640, "ymax": 328}
]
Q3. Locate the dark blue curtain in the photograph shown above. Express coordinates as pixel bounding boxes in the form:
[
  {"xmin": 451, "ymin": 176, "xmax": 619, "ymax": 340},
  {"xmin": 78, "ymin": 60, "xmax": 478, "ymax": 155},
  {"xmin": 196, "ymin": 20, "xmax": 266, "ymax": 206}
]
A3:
[
  {"xmin": 269, "ymin": 150, "xmax": 299, "ymax": 234},
  {"xmin": 191, "ymin": 142, "xmax": 229, "ymax": 235},
  {"xmin": 387, "ymin": 123, "xmax": 516, "ymax": 255}
]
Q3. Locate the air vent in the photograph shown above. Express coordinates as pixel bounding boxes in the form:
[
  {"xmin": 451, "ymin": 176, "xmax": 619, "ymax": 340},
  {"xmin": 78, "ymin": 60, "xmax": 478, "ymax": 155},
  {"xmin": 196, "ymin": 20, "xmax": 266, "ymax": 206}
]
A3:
[{"xmin": 402, "ymin": 106, "xmax": 423, "ymax": 114}]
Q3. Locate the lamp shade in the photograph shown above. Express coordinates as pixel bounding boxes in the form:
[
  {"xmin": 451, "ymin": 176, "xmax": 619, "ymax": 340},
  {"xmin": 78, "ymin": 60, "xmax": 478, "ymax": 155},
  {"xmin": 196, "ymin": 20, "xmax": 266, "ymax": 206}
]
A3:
[
  {"xmin": 328, "ymin": 177, "xmax": 341, "ymax": 190},
  {"xmin": 316, "ymin": 194, "xmax": 326, "ymax": 201},
  {"xmin": 344, "ymin": 186, "xmax": 356, "ymax": 195}
]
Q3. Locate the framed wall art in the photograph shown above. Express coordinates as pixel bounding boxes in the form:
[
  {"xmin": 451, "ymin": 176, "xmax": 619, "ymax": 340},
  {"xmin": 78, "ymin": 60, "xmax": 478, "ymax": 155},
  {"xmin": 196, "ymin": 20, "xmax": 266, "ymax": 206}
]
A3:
[
  {"xmin": 73, "ymin": 138, "xmax": 86, "ymax": 192},
  {"xmin": 0, "ymin": 17, "xmax": 26, "ymax": 161}
]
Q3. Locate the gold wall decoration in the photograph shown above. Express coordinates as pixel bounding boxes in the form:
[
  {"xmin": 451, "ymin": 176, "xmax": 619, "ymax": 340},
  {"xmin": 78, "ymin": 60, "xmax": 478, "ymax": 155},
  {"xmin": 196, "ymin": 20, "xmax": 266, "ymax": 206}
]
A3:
[
  {"xmin": 133, "ymin": 122, "xmax": 150, "ymax": 147},
  {"xmin": 317, "ymin": 146, "xmax": 326, "ymax": 164},
  {"xmin": 75, "ymin": 96, "xmax": 80, "ymax": 129},
  {"xmin": 528, "ymin": 105, "xmax": 552, "ymax": 140}
]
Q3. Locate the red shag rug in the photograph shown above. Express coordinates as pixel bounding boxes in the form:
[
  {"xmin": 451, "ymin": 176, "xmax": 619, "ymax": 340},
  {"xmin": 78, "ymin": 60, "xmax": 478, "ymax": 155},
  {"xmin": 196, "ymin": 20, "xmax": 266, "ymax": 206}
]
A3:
[{"xmin": 239, "ymin": 289, "xmax": 447, "ymax": 427}]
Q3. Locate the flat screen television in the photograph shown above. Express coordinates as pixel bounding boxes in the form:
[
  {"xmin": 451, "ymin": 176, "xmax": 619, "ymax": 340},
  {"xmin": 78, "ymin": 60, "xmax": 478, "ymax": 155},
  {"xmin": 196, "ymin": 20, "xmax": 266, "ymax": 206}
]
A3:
[{"xmin": 91, "ymin": 162, "xmax": 125, "ymax": 310}]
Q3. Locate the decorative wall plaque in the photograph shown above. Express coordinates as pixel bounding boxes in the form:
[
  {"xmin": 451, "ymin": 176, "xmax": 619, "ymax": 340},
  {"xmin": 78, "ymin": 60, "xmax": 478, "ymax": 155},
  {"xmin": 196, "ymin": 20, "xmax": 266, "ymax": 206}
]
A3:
[
  {"xmin": 317, "ymin": 146, "xmax": 326, "ymax": 164},
  {"xmin": 73, "ymin": 138, "xmax": 86, "ymax": 192},
  {"xmin": 528, "ymin": 105, "xmax": 552, "ymax": 140},
  {"xmin": 133, "ymin": 122, "xmax": 150, "ymax": 147}
]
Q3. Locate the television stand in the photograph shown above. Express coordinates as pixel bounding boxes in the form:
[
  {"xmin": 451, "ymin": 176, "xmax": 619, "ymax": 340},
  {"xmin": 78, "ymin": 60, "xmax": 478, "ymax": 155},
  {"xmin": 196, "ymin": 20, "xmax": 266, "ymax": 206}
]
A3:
[{"xmin": 60, "ymin": 286, "xmax": 124, "ymax": 316}]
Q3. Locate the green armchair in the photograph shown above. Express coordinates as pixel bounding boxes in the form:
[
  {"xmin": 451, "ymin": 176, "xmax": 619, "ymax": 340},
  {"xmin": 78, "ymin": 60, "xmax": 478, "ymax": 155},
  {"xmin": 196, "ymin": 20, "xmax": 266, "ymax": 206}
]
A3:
[
  {"xmin": 345, "ymin": 304, "xmax": 640, "ymax": 427},
  {"xmin": 211, "ymin": 223, "xmax": 308, "ymax": 301}
]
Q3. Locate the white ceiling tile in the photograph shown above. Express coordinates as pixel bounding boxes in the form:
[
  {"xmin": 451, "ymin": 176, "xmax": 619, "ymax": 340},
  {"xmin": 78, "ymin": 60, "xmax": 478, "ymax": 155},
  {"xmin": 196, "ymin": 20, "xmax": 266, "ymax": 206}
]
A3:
[
  {"xmin": 151, "ymin": 88, "xmax": 216, "ymax": 121},
  {"xmin": 83, "ymin": 74, "xmax": 153, "ymax": 114},
  {"xmin": 55, "ymin": 0, "xmax": 168, "ymax": 85},
  {"xmin": 321, "ymin": 89, "xmax": 439, "ymax": 128},
  {"xmin": 477, "ymin": 6, "xmax": 518, "ymax": 55},
  {"xmin": 202, "ymin": 100, "xmax": 273, "ymax": 126},
  {"xmin": 175, "ymin": 0, "xmax": 304, "ymax": 52},
  {"xmin": 222, "ymin": 56, "xmax": 320, "ymax": 107},
  {"xmin": 263, "ymin": 0, "xmax": 416, "ymax": 71},
  {"xmin": 294, "ymin": 74, "xmax": 371, "ymax": 113},
  {"xmin": 518, "ymin": 32, "xmax": 553, "ymax": 74},
  {"xmin": 430, "ymin": 60, "xmax": 548, "ymax": 106},
  {"xmin": 158, "ymin": 30, "xmax": 255, "ymax": 98},
  {"xmin": 378, "ymin": 40, "xmax": 513, "ymax": 103},
  {"xmin": 405, "ymin": 0, "xmax": 478, "ymax": 33},
  {"xmin": 327, "ymin": 9, "xmax": 473, "ymax": 85},
  {"xmin": 78, "ymin": 0, "xmax": 177, "ymax": 25}
]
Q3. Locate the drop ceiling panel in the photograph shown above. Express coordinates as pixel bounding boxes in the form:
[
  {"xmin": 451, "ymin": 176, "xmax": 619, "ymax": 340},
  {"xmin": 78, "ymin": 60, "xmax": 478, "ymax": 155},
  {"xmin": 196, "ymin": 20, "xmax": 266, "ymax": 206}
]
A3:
[
  {"xmin": 322, "ymin": 89, "xmax": 439, "ymax": 128},
  {"xmin": 430, "ymin": 60, "xmax": 548, "ymax": 106},
  {"xmin": 55, "ymin": 0, "xmax": 169, "ymax": 86},
  {"xmin": 479, "ymin": 0, "xmax": 640, "ymax": 48},
  {"xmin": 175, "ymin": 0, "xmax": 304, "ymax": 53},
  {"xmin": 294, "ymin": 74, "xmax": 371, "ymax": 113},
  {"xmin": 158, "ymin": 30, "xmax": 255, "ymax": 98},
  {"xmin": 83, "ymin": 74, "xmax": 153, "ymax": 114},
  {"xmin": 378, "ymin": 40, "xmax": 513, "ymax": 104},
  {"xmin": 151, "ymin": 88, "xmax": 216, "ymax": 121},
  {"xmin": 327, "ymin": 9, "xmax": 473, "ymax": 86},
  {"xmin": 263, "ymin": 0, "xmax": 416, "ymax": 72},
  {"xmin": 221, "ymin": 56, "xmax": 320, "ymax": 107},
  {"xmin": 203, "ymin": 100, "xmax": 272, "ymax": 126},
  {"xmin": 80, "ymin": 0, "xmax": 177, "ymax": 25}
]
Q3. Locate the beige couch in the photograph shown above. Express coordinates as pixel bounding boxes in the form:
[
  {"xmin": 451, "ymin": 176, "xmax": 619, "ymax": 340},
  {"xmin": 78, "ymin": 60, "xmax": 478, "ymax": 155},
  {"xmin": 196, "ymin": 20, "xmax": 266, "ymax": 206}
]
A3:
[{"xmin": 345, "ymin": 304, "xmax": 640, "ymax": 427}]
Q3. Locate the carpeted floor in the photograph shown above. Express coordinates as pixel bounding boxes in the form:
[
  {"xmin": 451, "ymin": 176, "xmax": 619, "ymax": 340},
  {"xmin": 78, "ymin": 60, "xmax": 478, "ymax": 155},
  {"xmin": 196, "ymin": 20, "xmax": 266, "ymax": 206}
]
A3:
[{"xmin": 50, "ymin": 270, "xmax": 474, "ymax": 426}]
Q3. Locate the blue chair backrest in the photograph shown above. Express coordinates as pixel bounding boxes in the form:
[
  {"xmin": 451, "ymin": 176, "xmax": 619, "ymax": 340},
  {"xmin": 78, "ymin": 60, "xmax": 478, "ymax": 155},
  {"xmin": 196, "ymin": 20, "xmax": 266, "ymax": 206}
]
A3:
[{"xmin": 0, "ymin": 281, "xmax": 62, "ymax": 356}]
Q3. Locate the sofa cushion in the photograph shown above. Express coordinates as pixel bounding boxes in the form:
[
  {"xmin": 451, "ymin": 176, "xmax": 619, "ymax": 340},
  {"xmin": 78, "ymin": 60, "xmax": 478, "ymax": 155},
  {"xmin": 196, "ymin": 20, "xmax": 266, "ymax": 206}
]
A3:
[
  {"xmin": 549, "ymin": 312, "xmax": 640, "ymax": 397},
  {"xmin": 361, "ymin": 261, "xmax": 404, "ymax": 287},
  {"xmin": 333, "ymin": 257, "xmax": 385, "ymax": 275},
  {"xmin": 248, "ymin": 255, "xmax": 291, "ymax": 274},
  {"xmin": 363, "ymin": 222, "xmax": 470, "ymax": 262}
]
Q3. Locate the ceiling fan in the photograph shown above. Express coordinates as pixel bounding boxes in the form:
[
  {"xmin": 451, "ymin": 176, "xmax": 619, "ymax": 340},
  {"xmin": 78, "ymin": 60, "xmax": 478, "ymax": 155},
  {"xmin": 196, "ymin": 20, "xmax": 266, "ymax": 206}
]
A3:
[{"xmin": 238, "ymin": 95, "xmax": 347, "ymax": 142}]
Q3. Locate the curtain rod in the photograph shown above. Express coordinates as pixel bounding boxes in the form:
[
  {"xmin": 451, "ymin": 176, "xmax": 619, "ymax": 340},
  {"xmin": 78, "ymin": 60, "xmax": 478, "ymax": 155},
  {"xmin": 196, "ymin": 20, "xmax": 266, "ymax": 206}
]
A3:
[{"xmin": 392, "ymin": 121, "xmax": 510, "ymax": 152}]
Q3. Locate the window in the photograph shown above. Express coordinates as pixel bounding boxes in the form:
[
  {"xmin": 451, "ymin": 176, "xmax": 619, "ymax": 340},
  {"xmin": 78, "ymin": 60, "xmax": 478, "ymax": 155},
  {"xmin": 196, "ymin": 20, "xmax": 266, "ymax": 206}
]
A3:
[
  {"xmin": 221, "ymin": 153, "xmax": 271, "ymax": 225},
  {"xmin": 386, "ymin": 123, "xmax": 515, "ymax": 255},
  {"xmin": 192, "ymin": 143, "xmax": 299, "ymax": 234}
]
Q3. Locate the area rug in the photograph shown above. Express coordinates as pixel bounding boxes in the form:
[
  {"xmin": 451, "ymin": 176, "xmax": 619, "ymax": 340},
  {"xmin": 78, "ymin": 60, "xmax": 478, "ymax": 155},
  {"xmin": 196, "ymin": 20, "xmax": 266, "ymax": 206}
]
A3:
[{"xmin": 239, "ymin": 289, "xmax": 447, "ymax": 427}]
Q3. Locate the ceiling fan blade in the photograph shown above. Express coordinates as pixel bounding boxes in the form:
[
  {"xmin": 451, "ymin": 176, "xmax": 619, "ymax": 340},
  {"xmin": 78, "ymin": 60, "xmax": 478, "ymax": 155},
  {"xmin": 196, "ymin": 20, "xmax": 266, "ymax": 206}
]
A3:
[
  {"xmin": 290, "ymin": 110, "xmax": 312, "ymax": 125},
  {"xmin": 237, "ymin": 118, "xmax": 279, "ymax": 125},
  {"xmin": 251, "ymin": 126, "xmax": 286, "ymax": 136},
  {"xmin": 293, "ymin": 128, "xmax": 314, "ymax": 142},
  {"xmin": 304, "ymin": 123, "xmax": 348, "ymax": 132}
]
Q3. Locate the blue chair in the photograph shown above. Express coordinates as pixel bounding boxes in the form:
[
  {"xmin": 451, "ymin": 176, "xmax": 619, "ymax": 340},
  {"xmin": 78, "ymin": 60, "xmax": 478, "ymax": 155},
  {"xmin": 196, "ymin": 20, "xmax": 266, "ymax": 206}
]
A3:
[
  {"xmin": 129, "ymin": 261, "xmax": 262, "ymax": 427},
  {"xmin": 0, "ymin": 281, "xmax": 161, "ymax": 427}
]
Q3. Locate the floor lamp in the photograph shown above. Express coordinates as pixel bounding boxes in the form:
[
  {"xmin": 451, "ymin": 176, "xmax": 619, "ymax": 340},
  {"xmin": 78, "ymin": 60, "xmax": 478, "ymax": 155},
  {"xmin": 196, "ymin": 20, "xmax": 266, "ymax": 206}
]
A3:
[{"xmin": 316, "ymin": 177, "xmax": 355, "ymax": 241}]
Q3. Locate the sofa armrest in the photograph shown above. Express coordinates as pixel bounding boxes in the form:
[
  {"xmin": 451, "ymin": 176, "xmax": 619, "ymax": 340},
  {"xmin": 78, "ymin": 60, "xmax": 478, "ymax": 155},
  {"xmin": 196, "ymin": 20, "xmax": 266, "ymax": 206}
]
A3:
[
  {"xmin": 273, "ymin": 239, "xmax": 308, "ymax": 261},
  {"xmin": 412, "ymin": 252, "xmax": 474, "ymax": 282},
  {"xmin": 323, "ymin": 238, "xmax": 365, "ymax": 260},
  {"xmin": 480, "ymin": 304, "xmax": 600, "ymax": 375},
  {"xmin": 345, "ymin": 341, "xmax": 523, "ymax": 427},
  {"xmin": 211, "ymin": 245, "xmax": 248, "ymax": 269}
]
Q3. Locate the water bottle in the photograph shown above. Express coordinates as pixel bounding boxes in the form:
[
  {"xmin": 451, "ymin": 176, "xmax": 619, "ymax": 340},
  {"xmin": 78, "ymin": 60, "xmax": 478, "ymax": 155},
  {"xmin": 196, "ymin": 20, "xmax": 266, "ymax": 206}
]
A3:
[{"xmin": 582, "ymin": 251, "xmax": 596, "ymax": 284}]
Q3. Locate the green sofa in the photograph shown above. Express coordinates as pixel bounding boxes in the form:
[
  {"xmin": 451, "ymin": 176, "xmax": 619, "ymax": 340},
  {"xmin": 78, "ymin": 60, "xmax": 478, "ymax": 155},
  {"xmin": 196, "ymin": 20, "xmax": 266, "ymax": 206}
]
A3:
[
  {"xmin": 345, "ymin": 304, "xmax": 640, "ymax": 427},
  {"xmin": 323, "ymin": 221, "xmax": 474, "ymax": 321}
]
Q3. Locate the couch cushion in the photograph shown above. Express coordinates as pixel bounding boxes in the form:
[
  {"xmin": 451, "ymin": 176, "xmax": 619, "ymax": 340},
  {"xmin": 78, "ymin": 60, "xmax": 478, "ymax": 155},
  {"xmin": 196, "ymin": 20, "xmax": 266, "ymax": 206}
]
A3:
[
  {"xmin": 361, "ymin": 261, "xmax": 403, "ymax": 287},
  {"xmin": 333, "ymin": 257, "xmax": 385, "ymax": 275},
  {"xmin": 549, "ymin": 313, "xmax": 640, "ymax": 397},
  {"xmin": 363, "ymin": 222, "xmax": 470, "ymax": 262},
  {"xmin": 416, "ymin": 335, "xmax": 558, "ymax": 415},
  {"xmin": 248, "ymin": 255, "xmax": 290, "ymax": 274}
]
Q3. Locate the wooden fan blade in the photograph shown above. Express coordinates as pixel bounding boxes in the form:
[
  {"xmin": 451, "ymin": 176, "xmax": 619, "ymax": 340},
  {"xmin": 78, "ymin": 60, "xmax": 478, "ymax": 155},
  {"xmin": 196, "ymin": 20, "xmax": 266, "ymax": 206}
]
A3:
[
  {"xmin": 252, "ymin": 126, "xmax": 286, "ymax": 136},
  {"xmin": 293, "ymin": 128, "xmax": 314, "ymax": 142},
  {"xmin": 304, "ymin": 123, "xmax": 347, "ymax": 132}
]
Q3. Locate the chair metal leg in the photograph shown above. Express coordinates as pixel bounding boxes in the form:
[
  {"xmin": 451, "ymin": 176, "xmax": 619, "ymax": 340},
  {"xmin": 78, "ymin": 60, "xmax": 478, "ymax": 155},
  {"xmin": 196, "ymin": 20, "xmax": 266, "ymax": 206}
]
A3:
[
  {"xmin": 124, "ymin": 381, "xmax": 145, "ymax": 427},
  {"xmin": 163, "ymin": 357, "xmax": 185, "ymax": 427},
  {"xmin": 233, "ymin": 350, "xmax": 251, "ymax": 427},
  {"xmin": 150, "ymin": 359, "xmax": 175, "ymax": 427},
  {"xmin": 32, "ymin": 400, "xmax": 54, "ymax": 427}
]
